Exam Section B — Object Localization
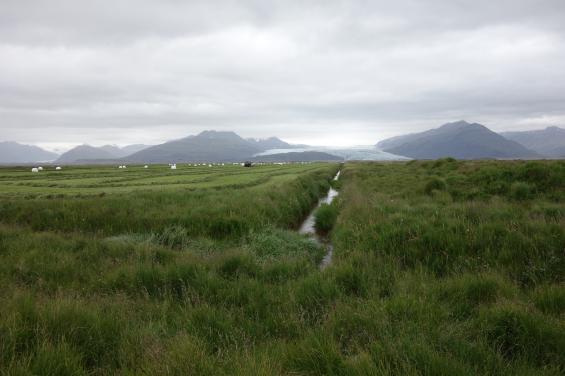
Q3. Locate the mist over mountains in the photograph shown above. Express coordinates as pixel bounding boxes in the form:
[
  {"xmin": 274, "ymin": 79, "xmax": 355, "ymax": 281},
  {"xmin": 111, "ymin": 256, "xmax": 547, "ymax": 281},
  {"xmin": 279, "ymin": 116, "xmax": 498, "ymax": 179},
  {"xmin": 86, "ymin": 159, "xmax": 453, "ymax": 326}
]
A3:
[
  {"xmin": 56, "ymin": 144, "xmax": 152, "ymax": 164},
  {"xmin": 377, "ymin": 121, "xmax": 543, "ymax": 159},
  {"xmin": 246, "ymin": 137, "xmax": 300, "ymax": 151},
  {"xmin": 501, "ymin": 126, "xmax": 565, "ymax": 158},
  {"xmin": 99, "ymin": 144, "xmax": 152, "ymax": 158},
  {"xmin": 2, "ymin": 123, "xmax": 565, "ymax": 164},
  {"xmin": 252, "ymin": 151, "xmax": 344, "ymax": 163},
  {"xmin": 387, "ymin": 122, "xmax": 565, "ymax": 159},
  {"xmin": 52, "ymin": 132, "xmax": 313, "ymax": 164},
  {"xmin": 127, "ymin": 131, "xmax": 265, "ymax": 163},
  {"xmin": 0, "ymin": 142, "xmax": 59, "ymax": 164}
]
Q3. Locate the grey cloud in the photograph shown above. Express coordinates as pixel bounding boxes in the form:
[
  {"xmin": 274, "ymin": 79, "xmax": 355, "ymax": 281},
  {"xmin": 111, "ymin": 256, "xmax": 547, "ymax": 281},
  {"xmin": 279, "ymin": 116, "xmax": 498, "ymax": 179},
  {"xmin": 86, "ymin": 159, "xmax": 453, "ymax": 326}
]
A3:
[{"xmin": 1, "ymin": 0, "xmax": 565, "ymax": 148}]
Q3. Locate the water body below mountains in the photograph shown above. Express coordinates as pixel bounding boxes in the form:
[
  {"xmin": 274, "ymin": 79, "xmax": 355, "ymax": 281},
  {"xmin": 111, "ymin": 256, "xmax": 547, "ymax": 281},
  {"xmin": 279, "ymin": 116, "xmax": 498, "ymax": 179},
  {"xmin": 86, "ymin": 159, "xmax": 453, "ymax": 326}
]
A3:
[{"xmin": 255, "ymin": 146, "xmax": 408, "ymax": 161}]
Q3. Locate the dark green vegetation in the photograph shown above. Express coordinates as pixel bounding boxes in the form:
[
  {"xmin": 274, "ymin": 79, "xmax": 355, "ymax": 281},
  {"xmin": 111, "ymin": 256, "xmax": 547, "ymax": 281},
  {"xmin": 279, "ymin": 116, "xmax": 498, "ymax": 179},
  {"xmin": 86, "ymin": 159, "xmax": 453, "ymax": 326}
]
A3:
[
  {"xmin": 314, "ymin": 204, "xmax": 339, "ymax": 233},
  {"xmin": 1, "ymin": 160, "xmax": 564, "ymax": 375}
]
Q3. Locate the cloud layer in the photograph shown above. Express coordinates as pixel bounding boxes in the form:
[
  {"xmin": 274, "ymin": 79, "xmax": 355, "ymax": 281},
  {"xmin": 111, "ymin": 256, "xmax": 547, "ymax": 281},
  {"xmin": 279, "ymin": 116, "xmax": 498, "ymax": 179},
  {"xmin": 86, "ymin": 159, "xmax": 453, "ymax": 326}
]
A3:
[{"xmin": 1, "ymin": 0, "xmax": 564, "ymax": 150}]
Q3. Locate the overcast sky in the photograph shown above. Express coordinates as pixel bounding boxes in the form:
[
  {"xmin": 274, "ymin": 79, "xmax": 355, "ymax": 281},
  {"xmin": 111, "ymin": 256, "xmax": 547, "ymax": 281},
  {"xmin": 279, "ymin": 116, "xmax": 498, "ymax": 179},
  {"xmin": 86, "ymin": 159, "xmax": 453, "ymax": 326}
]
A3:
[{"xmin": 1, "ymin": 0, "xmax": 565, "ymax": 151}]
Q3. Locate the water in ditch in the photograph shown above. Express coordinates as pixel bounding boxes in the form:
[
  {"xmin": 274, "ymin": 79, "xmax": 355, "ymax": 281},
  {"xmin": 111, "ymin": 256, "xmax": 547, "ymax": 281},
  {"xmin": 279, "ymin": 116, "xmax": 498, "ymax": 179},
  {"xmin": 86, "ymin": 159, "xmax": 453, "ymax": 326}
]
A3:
[{"xmin": 298, "ymin": 170, "xmax": 341, "ymax": 269}]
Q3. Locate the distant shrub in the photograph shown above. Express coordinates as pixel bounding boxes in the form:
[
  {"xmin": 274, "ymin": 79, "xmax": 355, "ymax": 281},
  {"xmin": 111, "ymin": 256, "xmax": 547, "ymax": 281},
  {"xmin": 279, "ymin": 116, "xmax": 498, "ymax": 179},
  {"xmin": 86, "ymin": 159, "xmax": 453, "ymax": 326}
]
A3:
[
  {"xmin": 518, "ymin": 162, "xmax": 552, "ymax": 187},
  {"xmin": 432, "ymin": 157, "xmax": 457, "ymax": 169},
  {"xmin": 485, "ymin": 179, "xmax": 510, "ymax": 195},
  {"xmin": 510, "ymin": 182, "xmax": 531, "ymax": 201},
  {"xmin": 314, "ymin": 204, "xmax": 339, "ymax": 233},
  {"xmin": 424, "ymin": 177, "xmax": 447, "ymax": 195}
]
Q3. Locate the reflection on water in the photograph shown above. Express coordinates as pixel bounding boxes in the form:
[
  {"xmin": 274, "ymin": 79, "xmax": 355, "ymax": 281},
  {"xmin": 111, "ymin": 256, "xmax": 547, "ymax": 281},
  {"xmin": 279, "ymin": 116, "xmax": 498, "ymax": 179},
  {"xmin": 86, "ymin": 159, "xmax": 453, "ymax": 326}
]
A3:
[
  {"xmin": 298, "ymin": 170, "xmax": 341, "ymax": 269},
  {"xmin": 298, "ymin": 187, "xmax": 339, "ymax": 235}
]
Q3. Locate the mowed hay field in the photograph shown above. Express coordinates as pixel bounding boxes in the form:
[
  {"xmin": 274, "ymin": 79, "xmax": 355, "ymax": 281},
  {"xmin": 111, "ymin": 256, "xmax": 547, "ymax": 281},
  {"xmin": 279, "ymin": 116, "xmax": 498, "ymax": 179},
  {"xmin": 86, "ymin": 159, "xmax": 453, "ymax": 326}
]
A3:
[
  {"xmin": 0, "ymin": 163, "xmax": 332, "ymax": 197},
  {"xmin": 0, "ymin": 160, "xmax": 564, "ymax": 375}
]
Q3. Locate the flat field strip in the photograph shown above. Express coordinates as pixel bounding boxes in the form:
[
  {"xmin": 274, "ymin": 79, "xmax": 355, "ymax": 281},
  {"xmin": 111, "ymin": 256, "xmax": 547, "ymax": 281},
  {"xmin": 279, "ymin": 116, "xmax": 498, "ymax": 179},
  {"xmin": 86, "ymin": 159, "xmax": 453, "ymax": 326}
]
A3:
[{"xmin": 0, "ymin": 163, "xmax": 328, "ymax": 197}]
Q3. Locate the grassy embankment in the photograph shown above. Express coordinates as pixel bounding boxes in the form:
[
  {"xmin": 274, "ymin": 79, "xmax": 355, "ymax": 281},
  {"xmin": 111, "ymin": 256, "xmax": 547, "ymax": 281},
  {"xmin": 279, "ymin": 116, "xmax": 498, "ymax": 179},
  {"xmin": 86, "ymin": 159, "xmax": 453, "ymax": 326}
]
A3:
[{"xmin": 0, "ymin": 160, "xmax": 564, "ymax": 375}]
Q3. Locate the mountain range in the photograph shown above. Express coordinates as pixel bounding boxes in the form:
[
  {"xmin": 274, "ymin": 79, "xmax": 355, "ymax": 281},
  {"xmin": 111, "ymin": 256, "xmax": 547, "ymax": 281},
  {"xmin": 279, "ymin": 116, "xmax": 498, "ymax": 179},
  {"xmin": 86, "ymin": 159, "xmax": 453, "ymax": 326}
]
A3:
[
  {"xmin": 500, "ymin": 126, "xmax": 565, "ymax": 158},
  {"xmin": 52, "ymin": 132, "xmax": 308, "ymax": 164},
  {"xmin": 0, "ymin": 142, "xmax": 59, "ymax": 164},
  {"xmin": 126, "ymin": 131, "xmax": 299, "ymax": 163},
  {"xmin": 246, "ymin": 137, "xmax": 301, "ymax": 150},
  {"xmin": 56, "ymin": 144, "xmax": 152, "ymax": 163},
  {"xmin": 99, "ymin": 144, "xmax": 152, "ymax": 158},
  {"xmin": 376, "ymin": 121, "xmax": 541, "ymax": 159},
  {"xmin": 0, "ymin": 133, "xmax": 315, "ymax": 164},
  {"xmin": 3, "ymin": 123, "xmax": 565, "ymax": 164}
]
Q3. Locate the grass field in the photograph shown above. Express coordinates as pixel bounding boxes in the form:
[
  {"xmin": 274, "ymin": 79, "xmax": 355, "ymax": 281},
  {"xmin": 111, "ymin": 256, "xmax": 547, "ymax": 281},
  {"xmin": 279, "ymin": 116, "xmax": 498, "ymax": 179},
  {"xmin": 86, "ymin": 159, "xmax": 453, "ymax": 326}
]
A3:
[
  {"xmin": 0, "ymin": 163, "xmax": 329, "ymax": 197},
  {"xmin": 0, "ymin": 160, "xmax": 563, "ymax": 375}
]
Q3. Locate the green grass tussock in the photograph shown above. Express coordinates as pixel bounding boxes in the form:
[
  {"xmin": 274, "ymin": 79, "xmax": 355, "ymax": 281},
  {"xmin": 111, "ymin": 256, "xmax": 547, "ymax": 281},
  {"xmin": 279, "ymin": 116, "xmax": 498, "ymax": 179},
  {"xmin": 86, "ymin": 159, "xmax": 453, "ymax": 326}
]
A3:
[
  {"xmin": 480, "ymin": 304, "xmax": 565, "ymax": 368},
  {"xmin": 531, "ymin": 285, "xmax": 565, "ymax": 317},
  {"xmin": 314, "ymin": 203, "xmax": 339, "ymax": 233}
]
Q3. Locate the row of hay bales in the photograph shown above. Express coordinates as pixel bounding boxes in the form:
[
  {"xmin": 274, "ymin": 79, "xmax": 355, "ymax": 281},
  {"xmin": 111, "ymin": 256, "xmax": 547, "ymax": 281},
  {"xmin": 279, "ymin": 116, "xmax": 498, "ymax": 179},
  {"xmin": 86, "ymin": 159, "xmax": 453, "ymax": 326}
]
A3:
[
  {"xmin": 31, "ymin": 166, "xmax": 62, "ymax": 172},
  {"xmin": 30, "ymin": 160, "xmax": 307, "ymax": 173},
  {"xmin": 112, "ymin": 161, "xmax": 310, "ymax": 171}
]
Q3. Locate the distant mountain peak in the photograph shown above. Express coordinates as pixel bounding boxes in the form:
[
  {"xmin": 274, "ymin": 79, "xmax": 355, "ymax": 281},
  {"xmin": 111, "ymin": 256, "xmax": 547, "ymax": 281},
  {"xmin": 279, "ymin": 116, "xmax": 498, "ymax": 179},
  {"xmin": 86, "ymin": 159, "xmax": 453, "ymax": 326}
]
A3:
[
  {"xmin": 439, "ymin": 120, "xmax": 486, "ymax": 131},
  {"xmin": 246, "ymin": 136, "xmax": 294, "ymax": 151},
  {"xmin": 55, "ymin": 143, "xmax": 151, "ymax": 163},
  {"xmin": 545, "ymin": 126, "xmax": 565, "ymax": 132},
  {"xmin": 501, "ymin": 126, "xmax": 565, "ymax": 157},
  {"xmin": 127, "ymin": 130, "xmax": 262, "ymax": 163},
  {"xmin": 196, "ymin": 130, "xmax": 241, "ymax": 139},
  {"xmin": 442, "ymin": 120, "xmax": 471, "ymax": 127},
  {"xmin": 0, "ymin": 141, "xmax": 59, "ymax": 164},
  {"xmin": 377, "ymin": 121, "xmax": 539, "ymax": 160}
]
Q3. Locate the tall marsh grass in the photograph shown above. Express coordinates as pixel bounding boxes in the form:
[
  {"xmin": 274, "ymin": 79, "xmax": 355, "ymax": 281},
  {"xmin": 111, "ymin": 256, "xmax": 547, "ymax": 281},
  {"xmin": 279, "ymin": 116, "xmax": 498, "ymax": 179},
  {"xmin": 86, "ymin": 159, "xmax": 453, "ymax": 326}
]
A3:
[{"xmin": 0, "ymin": 160, "xmax": 563, "ymax": 374}]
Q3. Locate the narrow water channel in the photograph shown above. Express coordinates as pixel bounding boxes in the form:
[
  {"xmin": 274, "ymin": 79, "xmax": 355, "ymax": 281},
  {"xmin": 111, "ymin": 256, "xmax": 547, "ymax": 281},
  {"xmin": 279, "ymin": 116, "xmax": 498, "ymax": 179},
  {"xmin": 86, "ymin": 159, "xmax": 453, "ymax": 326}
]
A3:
[{"xmin": 299, "ymin": 169, "xmax": 341, "ymax": 269}]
